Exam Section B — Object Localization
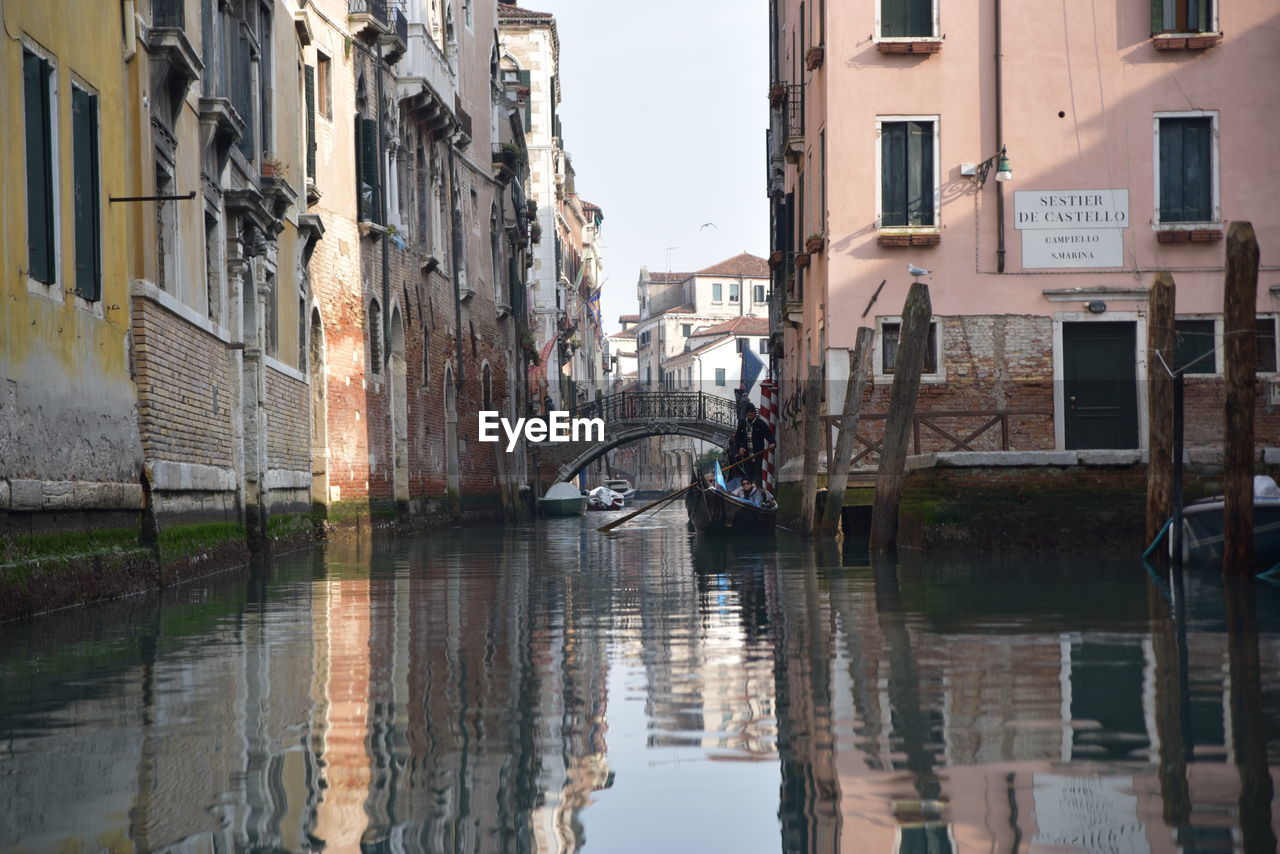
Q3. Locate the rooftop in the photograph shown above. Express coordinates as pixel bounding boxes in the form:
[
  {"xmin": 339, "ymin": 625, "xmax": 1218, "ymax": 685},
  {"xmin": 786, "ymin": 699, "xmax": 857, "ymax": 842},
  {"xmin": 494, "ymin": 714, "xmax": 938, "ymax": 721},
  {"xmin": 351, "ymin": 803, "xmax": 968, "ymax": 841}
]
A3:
[
  {"xmin": 497, "ymin": 2, "xmax": 554, "ymax": 20},
  {"xmin": 696, "ymin": 252, "xmax": 770, "ymax": 278},
  {"xmin": 695, "ymin": 316, "xmax": 770, "ymax": 337}
]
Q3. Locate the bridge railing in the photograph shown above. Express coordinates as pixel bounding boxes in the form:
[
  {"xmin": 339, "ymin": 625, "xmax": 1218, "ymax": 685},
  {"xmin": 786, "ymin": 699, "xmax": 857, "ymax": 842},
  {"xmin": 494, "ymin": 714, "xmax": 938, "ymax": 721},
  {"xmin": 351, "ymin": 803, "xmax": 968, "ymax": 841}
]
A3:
[{"xmin": 573, "ymin": 391, "xmax": 739, "ymax": 430}]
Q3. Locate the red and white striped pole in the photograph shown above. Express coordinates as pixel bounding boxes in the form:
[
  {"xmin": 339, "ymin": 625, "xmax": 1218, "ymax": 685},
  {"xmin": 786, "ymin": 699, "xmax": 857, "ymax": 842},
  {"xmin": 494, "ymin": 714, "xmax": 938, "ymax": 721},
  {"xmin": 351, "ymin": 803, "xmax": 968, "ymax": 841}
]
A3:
[{"xmin": 760, "ymin": 377, "xmax": 778, "ymax": 494}]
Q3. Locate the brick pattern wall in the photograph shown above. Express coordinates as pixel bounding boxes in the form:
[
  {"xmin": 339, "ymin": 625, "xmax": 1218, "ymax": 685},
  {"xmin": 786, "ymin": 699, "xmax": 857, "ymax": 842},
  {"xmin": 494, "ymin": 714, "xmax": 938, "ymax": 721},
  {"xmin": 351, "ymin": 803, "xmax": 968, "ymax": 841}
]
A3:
[
  {"xmin": 266, "ymin": 366, "xmax": 310, "ymax": 472},
  {"xmin": 131, "ymin": 296, "xmax": 234, "ymax": 468}
]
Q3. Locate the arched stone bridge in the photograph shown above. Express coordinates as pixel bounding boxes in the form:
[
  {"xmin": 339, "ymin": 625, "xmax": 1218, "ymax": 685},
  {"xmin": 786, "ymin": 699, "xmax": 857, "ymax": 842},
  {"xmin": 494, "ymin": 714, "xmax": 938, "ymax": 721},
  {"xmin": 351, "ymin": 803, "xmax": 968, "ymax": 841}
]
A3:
[{"xmin": 533, "ymin": 391, "xmax": 740, "ymax": 483}]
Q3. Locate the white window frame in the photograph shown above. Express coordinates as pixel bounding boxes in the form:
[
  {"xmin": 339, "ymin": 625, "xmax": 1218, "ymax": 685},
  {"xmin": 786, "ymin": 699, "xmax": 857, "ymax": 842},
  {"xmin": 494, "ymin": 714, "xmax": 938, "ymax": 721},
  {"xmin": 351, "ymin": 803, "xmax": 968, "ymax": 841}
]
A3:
[
  {"xmin": 873, "ymin": 315, "xmax": 944, "ymax": 385},
  {"xmin": 729, "ymin": 282, "xmax": 741, "ymax": 303},
  {"xmin": 754, "ymin": 284, "xmax": 766, "ymax": 303},
  {"xmin": 875, "ymin": 115, "xmax": 941, "ymax": 234},
  {"xmin": 22, "ymin": 38, "xmax": 62, "ymax": 303},
  {"xmin": 715, "ymin": 368, "xmax": 726, "ymax": 387},
  {"xmin": 711, "ymin": 282, "xmax": 723, "ymax": 303},
  {"xmin": 874, "ymin": 0, "xmax": 941, "ymax": 43},
  {"xmin": 1152, "ymin": 110, "xmax": 1219, "ymax": 230}
]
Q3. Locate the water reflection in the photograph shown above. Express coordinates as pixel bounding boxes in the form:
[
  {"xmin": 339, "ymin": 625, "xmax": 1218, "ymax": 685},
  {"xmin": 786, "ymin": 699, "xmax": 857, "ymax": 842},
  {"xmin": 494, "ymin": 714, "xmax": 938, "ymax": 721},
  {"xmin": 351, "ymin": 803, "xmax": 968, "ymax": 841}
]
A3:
[{"xmin": 1, "ymin": 514, "xmax": 1278, "ymax": 853}]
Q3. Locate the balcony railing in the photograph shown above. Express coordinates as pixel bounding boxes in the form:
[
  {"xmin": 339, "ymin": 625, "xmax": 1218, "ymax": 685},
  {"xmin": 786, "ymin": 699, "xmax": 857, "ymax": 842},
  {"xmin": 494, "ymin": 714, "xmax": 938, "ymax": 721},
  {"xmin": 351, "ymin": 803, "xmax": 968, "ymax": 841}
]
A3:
[
  {"xmin": 392, "ymin": 7, "xmax": 408, "ymax": 45},
  {"xmin": 350, "ymin": 0, "xmax": 387, "ymax": 19},
  {"xmin": 152, "ymin": 0, "xmax": 184, "ymax": 29},
  {"xmin": 784, "ymin": 83, "xmax": 804, "ymax": 140}
]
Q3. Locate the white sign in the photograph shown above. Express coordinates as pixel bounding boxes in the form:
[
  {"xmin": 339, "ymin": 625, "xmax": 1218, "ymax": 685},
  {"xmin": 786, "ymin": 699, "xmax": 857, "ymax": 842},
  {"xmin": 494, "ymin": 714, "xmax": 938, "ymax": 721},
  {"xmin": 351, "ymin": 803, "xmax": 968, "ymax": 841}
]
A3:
[
  {"xmin": 1016, "ymin": 189, "xmax": 1129, "ymax": 268},
  {"xmin": 1022, "ymin": 228, "xmax": 1125, "ymax": 268}
]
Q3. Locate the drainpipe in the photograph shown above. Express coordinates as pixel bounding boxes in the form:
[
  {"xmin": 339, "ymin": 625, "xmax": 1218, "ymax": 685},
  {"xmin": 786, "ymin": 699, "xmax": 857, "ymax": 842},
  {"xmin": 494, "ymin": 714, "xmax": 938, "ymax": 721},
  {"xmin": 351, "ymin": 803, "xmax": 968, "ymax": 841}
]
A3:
[
  {"xmin": 376, "ymin": 41, "xmax": 390, "ymax": 363},
  {"xmin": 448, "ymin": 146, "xmax": 464, "ymax": 391},
  {"xmin": 122, "ymin": 0, "xmax": 137, "ymax": 61},
  {"xmin": 994, "ymin": 0, "xmax": 1006, "ymax": 273}
]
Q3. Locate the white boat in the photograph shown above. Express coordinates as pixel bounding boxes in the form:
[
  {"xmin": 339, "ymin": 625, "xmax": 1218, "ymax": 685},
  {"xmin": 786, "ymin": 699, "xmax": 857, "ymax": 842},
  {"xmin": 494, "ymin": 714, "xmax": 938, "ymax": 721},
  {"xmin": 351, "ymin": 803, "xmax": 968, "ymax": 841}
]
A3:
[
  {"xmin": 603, "ymin": 479, "xmax": 635, "ymax": 503},
  {"xmin": 587, "ymin": 486, "xmax": 625, "ymax": 511},
  {"xmin": 538, "ymin": 482, "xmax": 587, "ymax": 517}
]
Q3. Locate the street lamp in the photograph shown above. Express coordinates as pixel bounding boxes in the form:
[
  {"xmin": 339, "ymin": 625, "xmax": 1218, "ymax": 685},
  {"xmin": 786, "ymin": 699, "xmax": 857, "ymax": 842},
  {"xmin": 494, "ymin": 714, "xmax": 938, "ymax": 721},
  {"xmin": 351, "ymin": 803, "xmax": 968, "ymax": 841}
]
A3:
[{"xmin": 963, "ymin": 146, "xmax": 1013, "ymax": 186}]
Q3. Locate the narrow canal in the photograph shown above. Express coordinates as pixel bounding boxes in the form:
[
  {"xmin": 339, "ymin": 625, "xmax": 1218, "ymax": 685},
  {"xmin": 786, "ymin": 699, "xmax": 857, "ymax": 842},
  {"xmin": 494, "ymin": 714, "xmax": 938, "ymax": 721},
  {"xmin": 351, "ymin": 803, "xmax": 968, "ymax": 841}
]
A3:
[{"xmin": 3, "ymin": 511, "xmax": 1279, "ymax": 853}]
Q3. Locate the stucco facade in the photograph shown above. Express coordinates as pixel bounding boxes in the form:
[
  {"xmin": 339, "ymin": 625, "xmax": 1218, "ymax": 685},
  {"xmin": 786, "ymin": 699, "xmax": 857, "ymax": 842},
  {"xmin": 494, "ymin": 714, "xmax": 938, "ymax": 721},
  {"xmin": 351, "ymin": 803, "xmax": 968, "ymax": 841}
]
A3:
[{"xmin": 768, "ymin": 0, "xmax": 1280, "ymax": 471}]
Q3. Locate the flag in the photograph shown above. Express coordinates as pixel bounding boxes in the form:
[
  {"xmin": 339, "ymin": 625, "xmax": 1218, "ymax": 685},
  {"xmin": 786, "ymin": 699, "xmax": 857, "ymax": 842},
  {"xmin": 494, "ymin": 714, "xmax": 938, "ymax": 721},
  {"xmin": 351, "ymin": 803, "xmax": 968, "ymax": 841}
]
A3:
[
  {"xmin": 714, "ymin": 460, "xmax": 726, "ymax": 490},
  {"xmin": 741, "ymin": 344, "xmax": 765, "ymax": 396}
]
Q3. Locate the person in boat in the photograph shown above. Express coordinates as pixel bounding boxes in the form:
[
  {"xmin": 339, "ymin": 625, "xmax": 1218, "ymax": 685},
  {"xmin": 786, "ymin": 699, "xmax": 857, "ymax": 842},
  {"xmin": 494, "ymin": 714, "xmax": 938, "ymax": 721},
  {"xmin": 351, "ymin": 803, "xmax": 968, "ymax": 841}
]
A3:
[
  {"xmin": 732, "ymin": 403, "xmax": 776, "ymax": 486},
  {"xmin": 731, "ymin": 477, "xmax": 766, "ymax": 507}
]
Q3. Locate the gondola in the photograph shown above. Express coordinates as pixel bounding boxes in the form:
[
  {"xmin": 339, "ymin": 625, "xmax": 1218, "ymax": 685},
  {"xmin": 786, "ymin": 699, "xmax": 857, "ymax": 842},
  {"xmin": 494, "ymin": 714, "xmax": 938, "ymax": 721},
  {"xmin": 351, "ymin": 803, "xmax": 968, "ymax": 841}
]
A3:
[{"xmin": 684, "ymin": 477, "xmax": 778, "ymax": 535}]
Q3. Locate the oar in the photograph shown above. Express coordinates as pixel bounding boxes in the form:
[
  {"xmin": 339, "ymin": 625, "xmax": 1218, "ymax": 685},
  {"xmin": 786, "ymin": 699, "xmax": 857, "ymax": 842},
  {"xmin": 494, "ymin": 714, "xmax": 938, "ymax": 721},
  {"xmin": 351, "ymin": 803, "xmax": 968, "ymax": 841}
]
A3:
[{"xmin": 596, "ymin": 448, "xmax": 767, "ymax": 533}]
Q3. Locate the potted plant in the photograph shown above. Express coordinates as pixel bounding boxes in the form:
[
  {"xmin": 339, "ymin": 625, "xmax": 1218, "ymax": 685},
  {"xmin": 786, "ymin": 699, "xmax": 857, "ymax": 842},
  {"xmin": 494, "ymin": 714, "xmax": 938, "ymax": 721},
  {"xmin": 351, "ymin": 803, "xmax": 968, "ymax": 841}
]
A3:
[
  {"xmin": 805, "ymin": 232, "xmax": 825, "ymax": 253},
  {"xmin": 805, "ymin": 45, "xmax": 825, "ymax": 70},
  {"xmin": 530, "ymin": 221, "xmax": 542, "ymax": 244},
  {"xmin": 768, "ymin": 250, "xmax": 785, "ymax": 269},
  {"xmin": 260, "ymin": 155, "xmax": 285, "ymax": 179},
  {"xmin": 794, "ymin": 252, "xmax": 811, "ymax": 269},
  {"xmin": 769, "ymin": 82, "xmax": 787, "ymax": 106}
]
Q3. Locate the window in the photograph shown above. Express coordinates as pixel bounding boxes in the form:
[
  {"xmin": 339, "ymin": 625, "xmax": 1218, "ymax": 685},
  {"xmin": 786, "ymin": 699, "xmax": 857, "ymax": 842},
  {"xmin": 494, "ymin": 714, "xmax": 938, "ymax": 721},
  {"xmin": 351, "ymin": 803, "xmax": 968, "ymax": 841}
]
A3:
[
  {"xmin": 759, "ymin": 338, "xmax": 769, "ymax": 354},
  {"xmin": 754, "ymin": 284, "xmax": 766, "ymax": 303},
  {"xmin": 682, "ymin": 324, "xmax": 692, "ymax": 337},
  {"xmin": 1153, "ymin": 0, "xmax": 1214, "ymax": 34},
  {"xmin": 265, "ymin": 272, "xmax": 278, "ymax": 357},
  {"xmin": 880, "ymin": 118, "xmax": 937, "ymax": 228},
  {"xmin": 712, "ymin": 282, "xmax": 723, "ymax": 302},
  {"xmin": 316, "ymin": 53, "xmax": 332, "ymax": 118},
  {"xmin": 23, "ymin": 48, "xmax": 56, "ymax": 285},
  {"xmin": 737, "ymin": 338, "xmax": 747, "ymax": 354},
  {"xmin": 356, "ymin": 116, "xmax": 381, "ymax": 223},
  {"xmin": 1157, "ymin": 114, "xmax": 1216, "ymax": 224},
  {"xmin": 304, "ymin": 65, "xmax": 317, "ymax": 180},
  {"xmin": 72, "ymin": 85, "xmax": 100, "ymax": 301},
  {"xmin": 879, "ymin": 0, "xmax": 934, "ymax": 38},
  {"xmin": 715, "ymin": 368, "xmax": 726, "ymax": 386},
  {"xmin": 482, "ymin": 363, "xmax": 492, "ymax": 409},
  {"xmin": 881, "ymin": 320, "xmax": 939, "ymax": 375},
  {"xmin": 258, "ymin": 1, "xmax": 273, "ymax": 157},
  {"xmin": 422, "ymin": 327, "xmax": 430, "ymax": 386},
  {"xmin": 464, "ymin": 0, "xmax": 473, "ymax": 28},
  {"xmin": 729, "ymin": 282, "xmax": 741, "ymax": 303},
  {"xmin": 1259, "ymin": 318, "xmax": 1277, "ymax": 374},
  {"xmin": 369, "ymin": 300, "xmax": 383, "ymax": 374},
  {"xmin": 1174, "ymin": 319, "xmax": 1215, "ymax": 374}
]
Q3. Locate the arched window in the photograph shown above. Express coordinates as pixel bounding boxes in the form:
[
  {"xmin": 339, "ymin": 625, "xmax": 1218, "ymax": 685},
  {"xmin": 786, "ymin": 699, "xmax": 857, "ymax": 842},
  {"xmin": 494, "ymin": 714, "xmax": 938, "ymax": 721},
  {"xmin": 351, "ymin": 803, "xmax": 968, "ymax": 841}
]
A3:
[
  {"xmin": 422, "ymin": 326, "xmax": 430, "ymax": 386},
  {"xmin": 482, "ymin": 362, "xmax": 492, "ymax": 411},
  {"xmin": 368, "ymin": 299, "xmax": 383, "ymax": 374}
]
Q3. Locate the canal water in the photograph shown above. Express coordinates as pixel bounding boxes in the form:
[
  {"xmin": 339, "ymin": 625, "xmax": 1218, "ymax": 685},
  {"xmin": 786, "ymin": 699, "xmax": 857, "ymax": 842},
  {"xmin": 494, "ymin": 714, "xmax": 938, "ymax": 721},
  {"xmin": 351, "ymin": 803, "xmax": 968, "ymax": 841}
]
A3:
[{"xmin": 2, "ymin": 508, "xmax": 1279, "ymax": 853}]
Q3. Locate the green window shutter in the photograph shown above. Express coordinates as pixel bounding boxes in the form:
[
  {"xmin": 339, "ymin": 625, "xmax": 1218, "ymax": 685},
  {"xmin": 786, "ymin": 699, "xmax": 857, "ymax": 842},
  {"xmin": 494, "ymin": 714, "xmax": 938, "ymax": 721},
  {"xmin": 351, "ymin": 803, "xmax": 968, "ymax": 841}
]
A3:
[
  {"xmin": 354, "ymin": 117, "xmax": 363, "ymax": 219},
  {"xmin": 1197, "ymin": 0, "xmax": 1211, "ymax": 33},
  {"xmin": 518, "ymin": 70, "xmax": 531, "ymax": 130},
  {"xmin": 881, "ymin": 122, "xmax": 907, "ymax": 226},
  {"xmin": 1174, "ymin": 319, "xmax": 1215, "ymax": 374},
  {"xmin": 882, "ymin": 0, "xmax": 906, "ymax": 37},
  {"xmin": 1160, "ymin": 117, "xmax": 1212, "ymax": 222},
  {"xmin": 1159, "ymin": 118, "xmax": 1184, "ymax": 220},
  {"xmin": 24, "ymin": 51, "xmax": 55, "ymax": 284},
  {"xmin": 304, "ymin": 65, "xmax": 316, "ymax": 180},
  {"xmin": 72, "ymin": 88, "xmax": 101, "ymax": 301},
  {"xmin": 907, "ymin": 120, "xmax": 934, "ymax": 226},
  {"xmin": 907, "ymin": 0, "xmax": 931, "ymax": 37},
  {"xmin": 1151, "ymin": 0, "xmax": 1164, "ymax": 35},
  {"xmin": 360, "ymin": 117, "xmax": 380, "ymax": 223}
]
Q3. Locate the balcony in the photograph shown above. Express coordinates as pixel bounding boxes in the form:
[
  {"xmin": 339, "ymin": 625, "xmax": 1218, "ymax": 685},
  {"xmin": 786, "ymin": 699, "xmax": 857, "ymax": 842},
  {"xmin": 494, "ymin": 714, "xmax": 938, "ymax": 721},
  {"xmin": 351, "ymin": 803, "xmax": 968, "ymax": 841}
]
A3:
[
  {"xmin": 784, "ymin": 84, "xmax": 804, "ymax": 162},
  {"xmin": 397, "ymin": 20, "xmax": 458, "ymax": 124},
  {"xmin": 349, "ymin": 0, "xmax": 389, "ymax": 40},
  {"xmin": 382, "ymin": 7, "xmax": 408, "ymax": 63},
  {"xmin": 152, "ymin": 0, "xmax": 184, "ymax": 29}
]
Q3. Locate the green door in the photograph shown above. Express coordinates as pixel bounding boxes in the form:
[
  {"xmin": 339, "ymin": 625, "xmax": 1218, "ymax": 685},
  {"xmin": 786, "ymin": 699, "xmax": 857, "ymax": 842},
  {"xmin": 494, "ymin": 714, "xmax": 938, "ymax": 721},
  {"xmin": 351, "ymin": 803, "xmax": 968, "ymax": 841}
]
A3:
[{"xmin": 1063, "ymin": 322, "xmax": 1139, "ymax": 450}]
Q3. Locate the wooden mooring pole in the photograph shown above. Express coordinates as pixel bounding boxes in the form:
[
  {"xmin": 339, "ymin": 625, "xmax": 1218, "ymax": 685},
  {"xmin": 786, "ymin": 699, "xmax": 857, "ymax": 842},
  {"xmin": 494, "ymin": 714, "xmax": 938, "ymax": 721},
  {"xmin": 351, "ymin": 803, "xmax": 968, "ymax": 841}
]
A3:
[
  {"xmin": 1146, "ymin": 272, "xmax": 1176, "ymax": 553},
  {"xmin": 870, "ymin": 282, "xmax": 932, "ymax": 553},
  {"xmin": 817, "ymin": 327, "xmax": 873, "ymax": 537},
  {"xmin": 1223, "ymin": 222, "xmax": 1259, "ymax": 575}
]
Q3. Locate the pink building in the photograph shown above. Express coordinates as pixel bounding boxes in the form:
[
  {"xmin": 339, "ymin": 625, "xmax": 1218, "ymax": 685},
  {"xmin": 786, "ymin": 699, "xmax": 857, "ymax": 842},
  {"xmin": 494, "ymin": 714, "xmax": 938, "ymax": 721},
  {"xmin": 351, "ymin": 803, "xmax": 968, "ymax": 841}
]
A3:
[{"xmin": 768, "ymin": 0, "xmax": 1280, "ymax": 466}]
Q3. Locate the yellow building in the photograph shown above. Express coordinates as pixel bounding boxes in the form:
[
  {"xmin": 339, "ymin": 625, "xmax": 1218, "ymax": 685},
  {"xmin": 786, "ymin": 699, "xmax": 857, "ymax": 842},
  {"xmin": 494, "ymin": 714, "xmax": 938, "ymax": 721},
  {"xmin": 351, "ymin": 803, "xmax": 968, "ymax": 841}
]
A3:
[{"xmin": 1, "ymin": 1, "xmax": 146, "ymax": 532}]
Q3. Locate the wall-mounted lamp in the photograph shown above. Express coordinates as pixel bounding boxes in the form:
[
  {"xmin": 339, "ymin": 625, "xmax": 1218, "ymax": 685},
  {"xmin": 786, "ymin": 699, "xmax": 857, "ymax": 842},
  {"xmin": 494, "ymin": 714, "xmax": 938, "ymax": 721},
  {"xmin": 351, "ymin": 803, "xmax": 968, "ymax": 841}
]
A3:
[
  {"xmin": 1086, "ymin": 300, "xmax": 1107, "ymax": 314},
  {"xmin": 961, "ymin": 146, "xmax": 1013, "ymax": 186}
]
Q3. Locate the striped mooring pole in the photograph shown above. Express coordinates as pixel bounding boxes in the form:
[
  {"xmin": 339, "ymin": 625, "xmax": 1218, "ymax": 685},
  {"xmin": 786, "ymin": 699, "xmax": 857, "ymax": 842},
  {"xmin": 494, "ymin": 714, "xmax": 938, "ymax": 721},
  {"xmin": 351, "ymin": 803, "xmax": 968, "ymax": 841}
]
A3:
[{"xmin": 760, "ymin": 377, "xmax": 778, "ymax": 494}]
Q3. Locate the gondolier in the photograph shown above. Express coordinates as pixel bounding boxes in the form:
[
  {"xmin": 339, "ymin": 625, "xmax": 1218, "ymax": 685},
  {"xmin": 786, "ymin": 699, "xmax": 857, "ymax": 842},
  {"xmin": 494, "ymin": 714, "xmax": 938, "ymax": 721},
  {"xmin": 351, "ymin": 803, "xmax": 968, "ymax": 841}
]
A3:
[{"xmin": 732, "ymin": 403, "xmax": 775, "ymax": 486}]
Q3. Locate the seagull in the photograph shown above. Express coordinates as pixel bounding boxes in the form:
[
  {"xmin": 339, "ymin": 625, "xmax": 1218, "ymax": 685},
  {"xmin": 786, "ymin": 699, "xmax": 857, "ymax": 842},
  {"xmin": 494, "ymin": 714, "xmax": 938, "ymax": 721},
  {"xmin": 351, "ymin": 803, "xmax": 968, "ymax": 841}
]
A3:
[
  {"xmin": 907, "ymin": 263, "xmax": 931, "ymax": 278},
  {"xmin": 699, "ymin": 222, "xmax": 718, "ymax": 231}
]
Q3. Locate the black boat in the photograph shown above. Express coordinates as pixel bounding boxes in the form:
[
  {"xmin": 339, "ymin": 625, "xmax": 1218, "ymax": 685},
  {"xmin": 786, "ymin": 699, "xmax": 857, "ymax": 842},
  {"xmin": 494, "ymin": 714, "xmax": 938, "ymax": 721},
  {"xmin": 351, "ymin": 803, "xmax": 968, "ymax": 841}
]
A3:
[{"xmin": 685, "ymin": 480, "xmax": 778, "ymax": 535}]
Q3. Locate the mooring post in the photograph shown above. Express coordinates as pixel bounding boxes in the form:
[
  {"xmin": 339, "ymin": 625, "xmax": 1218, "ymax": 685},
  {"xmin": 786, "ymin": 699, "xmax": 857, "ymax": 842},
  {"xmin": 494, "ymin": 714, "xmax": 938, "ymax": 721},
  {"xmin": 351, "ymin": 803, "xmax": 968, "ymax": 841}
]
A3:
[
  {"xmin": 1146, "ymin": 272, "xmax": 1176, "ymax": 552},
  {"xmin": 818, "ymin": 327, "xmax": 873, "ymax": 536},
  {"xmin": 1223, "ymin": 222, "xmax": 1259, "ymax": 575},
  {"xmin": 870, "ymin": 282, "xmax": 932, "ymax": 553},
  {"xmin": 799, "ymin": 362, "xmax": 824, "ymax": 535}
]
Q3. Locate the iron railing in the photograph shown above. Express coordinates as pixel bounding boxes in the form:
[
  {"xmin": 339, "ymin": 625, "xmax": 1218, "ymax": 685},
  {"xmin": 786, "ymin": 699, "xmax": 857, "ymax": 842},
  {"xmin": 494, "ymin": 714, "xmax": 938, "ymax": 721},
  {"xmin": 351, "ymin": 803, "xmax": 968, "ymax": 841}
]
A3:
[
  {"xmin": 153, "ymin": 0, "xmax": 184, "ymax": 29},
  {"xmin": 349, "ymin": 0, "xmax": 388, "ymax": 24},
  {"xmin": 392, "ymin": 7, "xmax": 408, "ymax": 45},
  {"xmin": 573, "ymin": 391, "xmax": 739, "ymax": 430},
  {"xmin": 785, "ymin": 83, "xmax": 804, "ymax": 140}
]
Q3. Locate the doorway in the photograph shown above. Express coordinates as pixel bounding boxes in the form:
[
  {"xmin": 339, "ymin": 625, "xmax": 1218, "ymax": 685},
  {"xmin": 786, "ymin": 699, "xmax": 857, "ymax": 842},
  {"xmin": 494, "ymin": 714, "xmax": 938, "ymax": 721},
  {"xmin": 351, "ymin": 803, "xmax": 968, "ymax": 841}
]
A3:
[{"xmin": 1062, "ymin": 321, "xmax": 1139, "ymax": 450}]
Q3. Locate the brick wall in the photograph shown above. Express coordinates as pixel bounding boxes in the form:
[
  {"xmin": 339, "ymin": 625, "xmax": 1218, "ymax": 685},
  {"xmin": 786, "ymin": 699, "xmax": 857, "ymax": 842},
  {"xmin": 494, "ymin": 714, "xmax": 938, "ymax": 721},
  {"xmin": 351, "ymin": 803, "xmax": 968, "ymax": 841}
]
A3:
[
  {"xmin": 265, "ymin": 366, "xmax": 309, "ymax": 472},
  {"xmin": 131, "ymin": 296, "xmax": 234, "ymax": 468}
]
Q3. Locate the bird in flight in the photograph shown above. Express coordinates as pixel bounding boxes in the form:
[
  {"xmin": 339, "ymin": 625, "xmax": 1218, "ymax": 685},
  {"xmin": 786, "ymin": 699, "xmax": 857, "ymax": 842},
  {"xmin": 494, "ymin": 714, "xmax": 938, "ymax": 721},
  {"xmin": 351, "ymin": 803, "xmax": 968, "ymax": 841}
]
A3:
[
  {"xmin": 907, "ymin": 263, "xmax": 931, "ymax": 278},
  {"xmin": 699, "ymin": 222, "xmax": 717, "ymax": 231}
]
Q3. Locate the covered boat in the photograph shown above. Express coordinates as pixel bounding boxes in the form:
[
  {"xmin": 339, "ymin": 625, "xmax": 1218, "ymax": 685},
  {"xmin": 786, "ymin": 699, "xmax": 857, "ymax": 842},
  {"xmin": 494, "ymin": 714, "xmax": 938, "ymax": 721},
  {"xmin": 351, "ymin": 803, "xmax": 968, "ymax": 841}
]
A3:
[
  {"xmin": 685, "ymin": 479, "xmax": 777, "ymax": 535},
  {"xmin": 539, "ymin": 482, "xmax": 587, "ymax": 517},
  {"xmin": 1175, "ymin": 476, "xmax": 1280, "ymax": 573},
  {"xmin": 603, "ymin": 479, "xmax": 635, "ymax": 503},
  {"xmin": 587, "ymin": 486, "xmax": 626, "ymax": 511}
]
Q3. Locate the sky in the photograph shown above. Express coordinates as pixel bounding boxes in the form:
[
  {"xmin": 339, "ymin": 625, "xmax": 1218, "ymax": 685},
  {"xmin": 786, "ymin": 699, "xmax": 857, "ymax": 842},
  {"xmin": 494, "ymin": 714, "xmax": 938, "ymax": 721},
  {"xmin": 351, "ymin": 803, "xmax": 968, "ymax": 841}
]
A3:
[{"xmin": 512, "ymin": 0, "xmax": 770, "ymax": 334}]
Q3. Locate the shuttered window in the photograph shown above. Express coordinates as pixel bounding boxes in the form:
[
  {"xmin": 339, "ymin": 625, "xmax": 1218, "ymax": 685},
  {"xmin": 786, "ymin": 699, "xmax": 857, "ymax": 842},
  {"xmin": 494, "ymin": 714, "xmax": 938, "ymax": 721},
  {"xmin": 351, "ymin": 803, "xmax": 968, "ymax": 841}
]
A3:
[
  {"xmin": 233, "ymin": 26, "xmax": 255, "ymax": 157},
  {"xmin": 715, "ymin": 369, "xmax": 726, "ymax": 386},
  {"xmin": 1258, "ymin": 319, "xmax": 1277, "ymax": 375},
  {"xmin": 1152, "ymin": 0, "xmax": 1213, "ymax": 34},
  {"xmin": 356, "ymin": 116, "xmax": 380, "ymax": 223},
  {"xmin": 1173, "ymin": 319, "xmax": 1215, "ymax": 374},
  {"xmin": 881, "ymin": 119, "xmax": 935, "ymax": 227},
  {"xmin": 881, "ymin": 321, "xmax": 939, "ymax": 375},
  {"xmin": 72, "ymin": 86, "xmax": 101, "ymax": 301},
  {"xmin": 881, "ymin": 0, "xmax": 933, "ymax": 38},
  {"xmin": 1158, "ymin": 116, "xmax": 1213, "ymax": 223},
  {"xmin": 304, "ymin": 65, "xmax": 317, "ymax": 180},
  {"xmin": 23, "ymin": 49, "xmax": 55, "ymax": 285},
  {"xmin": 517, "ymin": 70, "xmax": 531, "ymax": 130}
]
